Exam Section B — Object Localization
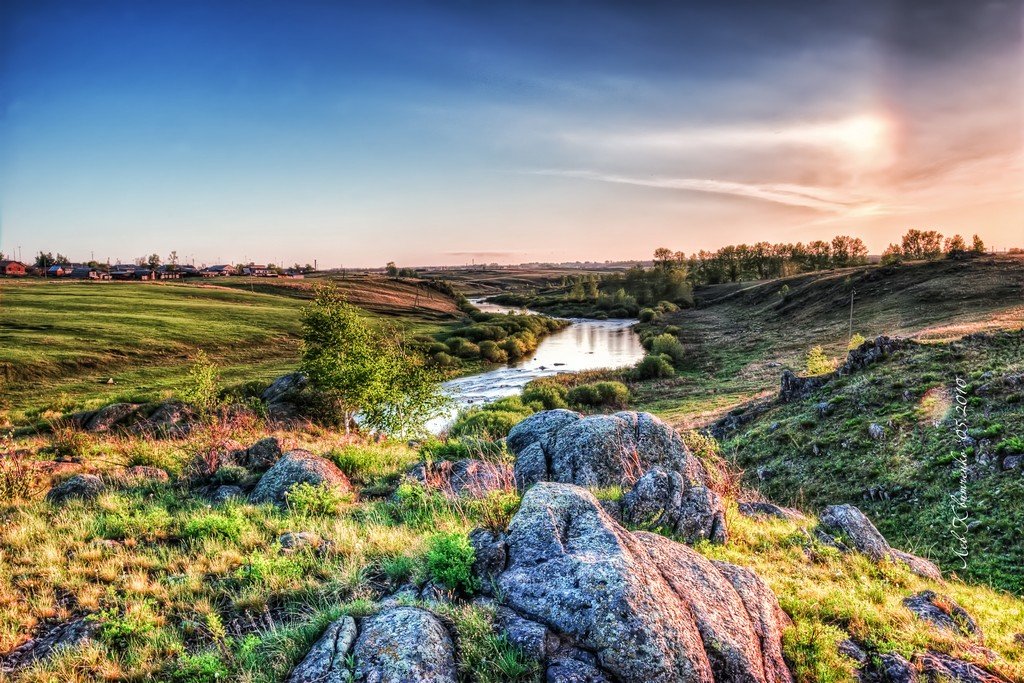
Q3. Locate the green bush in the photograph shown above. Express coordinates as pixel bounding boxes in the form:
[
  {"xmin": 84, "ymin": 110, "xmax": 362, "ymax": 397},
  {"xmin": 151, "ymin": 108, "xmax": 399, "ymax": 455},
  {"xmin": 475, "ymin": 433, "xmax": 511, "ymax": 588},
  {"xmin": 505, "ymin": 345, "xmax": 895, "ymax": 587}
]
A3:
[
  {"xmin": 522, "ymin": 381, "xmax": 569, "ymax": 410},
  {"xmin": 182, "ymin": 510, "xmax": 245, "ymax": 542},
  {"xmin": 806, "ymin": 346, "xmax": 836, "ymax": 376},
  {"xmin": 450, "ymin": 397, "xmax": 536, "ymax": 439},
  {"xmin": 210, "ymin": 463, "xmax": 248, "ymax": 485},
  {"xmin": 426, "ymin": 532, "xmax": 478, "ymax": 593},
  {"xmin": 847, "ymin": 333, "xmax": 867, "ymax": 350},
  {"xmin": 447, "ymin": 337, "xmax": 481, "ymax": 359},
  {"xmin": 638, "ymin": 308, "xmax": 658, "ymax": 323},
  {"xmin": 650, "ymin": 333, "xmax": 685, "ymax": 366},
  {"xmin": 169, "ymin": 651, "xmax": 230, "ymax": 683},
  {"xmin": 286, "ymin": 482, "xmax": 349, "ymax": 515},
  {"xmin": 478, "ymin": 340, "xmax": 509, "ymax": 364},
  {"xmin": 430, "ymin": 351, "xmax": 460, "ymax": 368},
  {"xmin": 567, "ymin": 381, "xmax": 630, "ymax": 409},
  {"xmin": 632, "ymin": 353, "xmax": 675, "ymax": 380}
]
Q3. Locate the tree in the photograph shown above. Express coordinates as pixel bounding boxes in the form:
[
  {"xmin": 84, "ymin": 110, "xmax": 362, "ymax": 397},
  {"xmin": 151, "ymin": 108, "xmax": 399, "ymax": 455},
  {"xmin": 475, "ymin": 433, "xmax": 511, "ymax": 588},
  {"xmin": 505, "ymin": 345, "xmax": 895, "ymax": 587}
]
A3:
[
  {"xmin": 901, "ymin": 229, "xmax": 943, "ymax": 260},
  {"xmin": 300, "ymin": 283, "xmax": 448, "ymax": 436},
  {"xmin": 831, "ymin": 235, "xmax": 868, "ymax": 267},
  {"xmin": 35, "ymin": 251, "xmax": 56, "ymax": 268},
  {"xmin": 385, "ymin": 261, "xmax": 399, "ymax": 277},
  {"xmin": 944, "ymin": 235, "xmax": 967, "ymax": 255},
  {"xmin": 880, "ymin": 243, "xmax": 903, "ymax": 265},
  {"xmin": 147, "ymin": 253, "xmax": 161, "ymax": 269},
  {"xmin": 971, "ymin": 235, "xmax": 986, "ymax": 254},
  {"xmin": 168, "ymin": 251, "xmax": 179, "ymax": 271}
]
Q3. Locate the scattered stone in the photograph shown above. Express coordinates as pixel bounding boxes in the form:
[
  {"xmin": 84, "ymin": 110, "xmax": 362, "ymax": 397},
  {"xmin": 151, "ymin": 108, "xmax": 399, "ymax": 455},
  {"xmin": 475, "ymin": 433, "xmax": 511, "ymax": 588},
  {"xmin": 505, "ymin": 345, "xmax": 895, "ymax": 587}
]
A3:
[
  {"xmin": 915, "ymin": 651, "xmax": 1009, "ymax": 683},
  {"xmin": 46, "ymin": 474, "xmax": 105, "ymax": 505},
  {"xmin": 868, "ymin": 423, "xmax": 885, "ymax": 440},
  {"xmin": 136, "ymin": 401, "xmax": 196, "ymax": 438},
  {"xmin": 889, "ymin": 550, "xmax": 942, "ymax": 582},
  {"xmin": 353, "ymin": 607, "xmax": 457, "ymax": 683},
  {"xmin": 239, "ymin": 437, "xmax": 284, "ymax": 471},
  {"xmin": 124, "ymin": 465, "xmax": 169, "ymax": 483},
  {"xmin": 409, "ymin": 458, "xmax": 513, "ymax": 498},
  {"xmin": 287, "ymin": 616, "xmax": 357, "ymax": 683},
  {"xmin": 249, "ymin": 450, "xmax": 351, "ymax": 507},
  {"xmin": 279, "ymin": 532, "xmax": 322, "ymax": 553},
  {"xmin": 209, "ymin": 485, "xmax": 244, "ymax": 504},
  {"xmin": 262, "ymin": 372, "xmax": 308, "ymax": 404},
  {"xmin": 738, "ymin": 501, "xmax": 806, "ymax": 522},
  {"xmin": 493, "ymin": 606, "xmax": 553, "ymax": 662},
  {"xmin": 496, "ymin": 482, "xmax": 792, "ymax": 683},
  {"xmin": 509, "ymin": 410, "xmax": 706, "ymax": 490},
  {"xmin": 903, "ymin": 591, "xmax": 980, "ymax": 638},
  {"xmin": 0, "ymin": 618, "xmax": 95, "ymax": 673},
  {"xmin": 1001, "ymin": 455, "xmax": 1022, "ymax": 471},
  {"xmin": 837, "ymin": 639, "xmax": 868, "ymax": 666},
  {"xmin": 621, "ymin": 467, "xmax": 727, "ymax": 544}
]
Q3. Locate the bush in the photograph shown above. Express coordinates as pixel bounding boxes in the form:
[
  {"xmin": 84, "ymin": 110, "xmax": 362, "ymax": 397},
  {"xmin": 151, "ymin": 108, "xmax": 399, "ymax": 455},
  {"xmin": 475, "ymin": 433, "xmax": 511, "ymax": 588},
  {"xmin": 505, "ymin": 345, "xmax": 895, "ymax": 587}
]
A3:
[
  {"xmin": 638, "ymin": 308, "xmax": 658, "ymax": 323},
  {"xmin": 632, "ymin": 353, "xmax": 675, "ymax": 380},
  {"xmin": 426, "ymin": 532, "xmax": 478, "ymax": 593},
  {"xmin": 210, "ymin": 463, "xmax": 248, "ymax": 485},
  {"xmin": 567, "ymin": 381, "xmax": 630, "ymax": 409},
  {"xmin": 521, "ymin": 381, "xmax": 568, "ymax": 410},
  {"xmin": 847, "ymin": 333, "xmax": 867, "ymax": 350},
  {"xmin": 806, "ymin": 346, "xmax": 836, "ymax": 376},
  {"xmin": 450, "ymin": 397, "xmax": 536, "ymax": 439},
  {"xmin": 478, "ymin": 340, "xmax": 509, "ymax": 364},
  {"xmin": 169, "ymin": 651, "xmax": 231, "ymax": 683},
  {"xmin": 179, "ymin": 351, "xmax": 221, "ymax": 418},
  {"xmin": 430, "ymin": 351, "xmax": 460, "ymax": 368},
  {"xmin": 447, "ymin": 337, "xmax": 481, "ymax": 359},
  {"xmin": 286, "ymin": 482, "xmax": 349, "ymax": 515},
  {"xmin": 649, "ymin": 333, "xmax": 685, "ymax": 366},
  {"xmin": 182, "ymin": 510, "xmax": 245, "ymax": 542}
]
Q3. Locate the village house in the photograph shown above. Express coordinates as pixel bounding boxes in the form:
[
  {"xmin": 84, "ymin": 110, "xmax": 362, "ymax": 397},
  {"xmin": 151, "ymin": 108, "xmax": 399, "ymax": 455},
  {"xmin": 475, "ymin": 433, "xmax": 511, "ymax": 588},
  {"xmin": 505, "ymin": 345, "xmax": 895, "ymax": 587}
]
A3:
[
  {"xmin": 0, "ymin": 260, "xmax": 28, "ymax": 277},
  {"xmin": 67, "ymin": 265, "xmax": 111, "ymax": 280},
  {"xmin": 46, "ymin": 264, "xmax": 70, "ymax": 277},
  {"xmin": 242, "ymin": 264, "xmax": 272, "ymax": 277},
  {"xmin": 201, "ymin": 264, "xmax": 235, "ymax": 277}
]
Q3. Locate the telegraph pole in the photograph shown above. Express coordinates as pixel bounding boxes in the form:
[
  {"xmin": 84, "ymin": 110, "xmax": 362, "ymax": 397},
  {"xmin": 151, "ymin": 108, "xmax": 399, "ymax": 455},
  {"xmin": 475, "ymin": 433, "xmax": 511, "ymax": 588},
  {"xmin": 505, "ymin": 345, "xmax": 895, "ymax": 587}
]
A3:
[{"xmin": 848, "ymin": 289, "xmax": 856, "ymax": 340}]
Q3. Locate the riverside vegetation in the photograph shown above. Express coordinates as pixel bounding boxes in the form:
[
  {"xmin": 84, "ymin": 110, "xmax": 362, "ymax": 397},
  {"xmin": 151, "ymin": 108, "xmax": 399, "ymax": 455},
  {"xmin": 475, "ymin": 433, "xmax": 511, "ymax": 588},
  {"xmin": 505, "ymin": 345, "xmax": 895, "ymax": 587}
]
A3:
[{"xmin": 0, "ymin": 254, "xmax": 1023, "ymax": 682}]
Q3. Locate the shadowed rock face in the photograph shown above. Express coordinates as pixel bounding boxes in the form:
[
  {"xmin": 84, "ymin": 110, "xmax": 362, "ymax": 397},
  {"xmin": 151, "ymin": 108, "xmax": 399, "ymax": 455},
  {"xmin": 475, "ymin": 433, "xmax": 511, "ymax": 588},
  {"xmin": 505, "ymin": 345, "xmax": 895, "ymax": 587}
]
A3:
[
  {"xmin": 353, "ymin": 607, "xmax": 456, "ymax": 683},
  {"xmin": 496, "ymin": 482, "xmax": 792, "ymax": 683},
  {"xmin": 622, "ymin": 467, "xmax": 727, "ymax": 544},
  {"xmin": 903, "ymin": 591, "xmax": 980, "ymax": 638},
  {"xmin": 408, "ymin": 458, "xmax": 513, "ymax": 498},
  {"xmin": 45, "ymin": 474, "xmax": 105, "ymax": 505},
  {"xmin": 0, "ymin": 618, "xmax": 95, "ymax": 673},
  {"xmin": 509, "ymin": 410, "xmax": 706, "ymax": 490},
  {"xmin": 287, "ymin": 617, "xmax": 357, "ymax": 683},
  {"xmin": 249, "ymin": 450, "xmax": 351, "ymax": 507}
]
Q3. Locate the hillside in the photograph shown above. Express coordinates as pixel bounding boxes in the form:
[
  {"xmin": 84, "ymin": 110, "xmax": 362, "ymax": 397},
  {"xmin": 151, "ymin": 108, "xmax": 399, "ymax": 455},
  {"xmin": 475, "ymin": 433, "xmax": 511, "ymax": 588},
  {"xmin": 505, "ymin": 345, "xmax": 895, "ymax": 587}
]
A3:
[{"xmin": 633, "ymin": 255, "xmax": 1024, "ymax": 427}]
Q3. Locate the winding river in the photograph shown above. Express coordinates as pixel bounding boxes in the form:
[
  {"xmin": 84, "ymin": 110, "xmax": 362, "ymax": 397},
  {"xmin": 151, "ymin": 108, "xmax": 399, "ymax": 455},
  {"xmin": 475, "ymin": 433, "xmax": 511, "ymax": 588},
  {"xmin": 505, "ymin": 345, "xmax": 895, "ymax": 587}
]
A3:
[{"xmin": 430, "ymin": 300, "xmax": 645, "ymax": 429}]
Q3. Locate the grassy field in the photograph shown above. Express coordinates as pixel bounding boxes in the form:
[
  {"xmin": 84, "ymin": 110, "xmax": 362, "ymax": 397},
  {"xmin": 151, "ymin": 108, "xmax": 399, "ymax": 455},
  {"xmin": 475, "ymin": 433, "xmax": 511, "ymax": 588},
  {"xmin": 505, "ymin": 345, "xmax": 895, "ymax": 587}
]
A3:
[
  {"xmin": 0, "ymin": 278, "xmax": 460, "ymax": 423},
  {"xmin": 631, "ymin": 256, "xmax": 1024, "ymax": 428}
]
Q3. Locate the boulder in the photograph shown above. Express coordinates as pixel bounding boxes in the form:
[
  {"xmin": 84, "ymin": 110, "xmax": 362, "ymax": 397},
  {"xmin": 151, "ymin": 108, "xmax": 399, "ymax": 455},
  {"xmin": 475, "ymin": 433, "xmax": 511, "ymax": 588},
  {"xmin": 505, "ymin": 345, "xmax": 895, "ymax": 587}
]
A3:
[
  {"xmin": 238, "ymin": 437, "xmax": 284, "ymax": 471},
  {"xmin": 496, "ymin": 482, "xmax": 792, "ymax": 683},
  {"xmin": 409, "ymin": 458, "xmax": 513, "ymax": 498},
  {"xmin": 123, "ymin": 466, "xmax": 169, "ymax": 483},
  {"xmin": 83, "ymin": 403, "xmax": 140, "ymax": 432},
  {"xmin": 902, "ymin": 591, "xmax": 980, "ymax": 638},
  {"xmin": 135, "ymin": 402, "xmax": 195, "ymax": 438},
  {"xmin": 510, "ymin": 411, "xmax": 706, "ymax": 490},
  {"xmin": 46, "ymin": 474, "xmax": 105, "ymax": 505},
  {"xmin": 779, "ymin": 370, "xmax": 826, "ymax": 403},
  {"xmin": 738, "ymin": 502, "xmax": 806, "ymax": 522},
  {"xmin": 914, "ymin": 651, "xmax": 1009, "ymax": 683},
  {"xmin": 262, "ymin": 372, "xmax": 308, "ymax": 404},
  {"xmin": 209, "ymin": 485, "xmax": 244, "ymax": 504},
  {"xmin": 468, "ymin": 528, "xmax": 507, "ymax": 591},
  {"xmin": 868, "ymin": 423, "xmax": 885, "ymax": 441},
  {"xmin": 249, "ymin": 450, "xmax": 351, "ymax": 507},
  {"xmin": 287, "ymin": 616, "xmax": 357, "ymax": 683},
  {"xmin": 353, "ymin": 606, "xmax": 457, "ymax": 683},
  {"xmin": 622, "ymin": 467, "xmax": 727, "ymax": 544},
  {"xmin": 818, "ymin": 504, "xmax": 942, "ymax": 580}
]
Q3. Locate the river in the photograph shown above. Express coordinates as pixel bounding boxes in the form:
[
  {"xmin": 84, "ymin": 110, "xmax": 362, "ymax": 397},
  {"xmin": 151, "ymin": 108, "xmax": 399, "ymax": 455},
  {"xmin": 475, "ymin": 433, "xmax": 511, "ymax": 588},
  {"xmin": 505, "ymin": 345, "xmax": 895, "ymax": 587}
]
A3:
[{"xmin": 430, "ymin": 300, "xmax": 645, "ymax": 430}]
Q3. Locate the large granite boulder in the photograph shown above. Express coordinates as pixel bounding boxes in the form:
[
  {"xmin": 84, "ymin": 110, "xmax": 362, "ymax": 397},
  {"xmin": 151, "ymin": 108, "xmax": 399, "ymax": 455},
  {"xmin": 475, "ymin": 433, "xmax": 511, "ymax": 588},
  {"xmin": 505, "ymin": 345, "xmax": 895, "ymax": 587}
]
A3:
[
  {"xmin": 249, "ymin": 450, "xmax": 351, "ymax": 507},
  {"xmin": 408, "ymin": 458, "xmax": 513, "ymax": 498},
  {"xmin": 509, "ymin": 411, "xmax": 706, "ymax": 490},
  {"xmin": 132, "ymin": 401, "xmax": 196, "ymax": 438},
  {"xmin": 494, "ymin": 482, "xmax": 792, "ymax": 683},
  {"xmin": 622, "ymin": 467, "xmax": 727, "ymax": 544},
  {"xmin": 353, "ymin": 607, "xmax": 457, "ymax": 683},
  {"xmin": 46, "ymin": 474, "xmax": 105, "ymax": 505},
  {"xmin": 818, "ymin": 504, "xmax": 941, "ymax": 580},
  {"xmin": 287, "ymin": 617, "xmax": 357, "ymax": 683}
]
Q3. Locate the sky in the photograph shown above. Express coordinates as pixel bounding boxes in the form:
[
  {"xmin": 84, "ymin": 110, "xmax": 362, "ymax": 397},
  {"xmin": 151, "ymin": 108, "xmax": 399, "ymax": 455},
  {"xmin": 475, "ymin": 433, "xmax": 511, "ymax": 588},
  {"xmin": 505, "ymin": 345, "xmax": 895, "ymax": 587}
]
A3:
[{"xmin": 1, "ymin": 0, "xmax": 1022, "ymax": 267}]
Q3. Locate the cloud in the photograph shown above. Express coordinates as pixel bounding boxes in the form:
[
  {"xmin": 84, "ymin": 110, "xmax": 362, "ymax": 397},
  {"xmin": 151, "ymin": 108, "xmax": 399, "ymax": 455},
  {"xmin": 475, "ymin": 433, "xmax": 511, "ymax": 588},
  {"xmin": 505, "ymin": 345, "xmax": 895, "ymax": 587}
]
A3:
[{"xmin": 528, "ymin": 169, "xmax": 881, "ymax": 215}]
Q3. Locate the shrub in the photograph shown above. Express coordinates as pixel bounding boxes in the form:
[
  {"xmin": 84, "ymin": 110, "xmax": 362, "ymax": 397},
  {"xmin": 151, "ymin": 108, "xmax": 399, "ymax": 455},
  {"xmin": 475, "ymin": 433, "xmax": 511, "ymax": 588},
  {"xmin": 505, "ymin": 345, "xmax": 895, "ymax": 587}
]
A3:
[
  {"xmin": 806, "ymin": 346, "xmax": 836, "ymax": 376},
  {"xmin": 179, "ymin": 351, "xmax": 221, "ymax": 418},
  {"xmin": 567, "ymin": 381, "xmax": 630, "ymax": 409},
  {"xmin": 426, "ymin": 532, "xmax": 478, "ymax": 593},
  {"xmin": 93, "ymin": 602, "xmax": 159, "ymax": 650},
  {"xmin": 478, "ymin": 340, "xmax": 509, "ymax": 364},
  {"xmin": 210, "ymin": 463, "xmax": 248, "ymax": 485},
  {"xmin": 632, "ymin": 353, "xmax": 675, "ymax": 380},
  {"xmin": 521, "ymin": 381, "xmax": 568, "ymax": 410},
  {"xmin": 847, "ymin": 333, "xmax": 867, "ymax": 350},
  {"xmin": 638, "ymin": 308, "xmax": 658, "ymax": 323},
  {"xmin": 286, "ymin": 482, "xmax": 349, "ymax": 515},
  {"xmin": 447, "ymin": 337, "xmax": 481, "ymax": 359},
  {"xmin": 650, "ymin": 333, "xmax": 685, "ymax": 366},
  {"xmin": 430, "ymin": 351, "xmax": 460, "ymax": 368},
  {"xmin": 450, "ymin": 397, "xmax": 536, "ymax": 439},
  {"xmin": 169, "ymin": 651, "xmax": 231, "ymax": 683},
  {"xmin": 182, "ymin": 510, "xmax": 245, "ymax": 542}
]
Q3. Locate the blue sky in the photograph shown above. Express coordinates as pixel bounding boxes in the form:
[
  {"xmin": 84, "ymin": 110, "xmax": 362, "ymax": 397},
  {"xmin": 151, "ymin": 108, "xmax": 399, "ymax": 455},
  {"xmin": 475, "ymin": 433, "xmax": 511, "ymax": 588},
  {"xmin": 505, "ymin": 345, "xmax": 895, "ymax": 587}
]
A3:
[{"xmin": 1, "ymin": 1, "xmax": 1021, "ymax": 266}]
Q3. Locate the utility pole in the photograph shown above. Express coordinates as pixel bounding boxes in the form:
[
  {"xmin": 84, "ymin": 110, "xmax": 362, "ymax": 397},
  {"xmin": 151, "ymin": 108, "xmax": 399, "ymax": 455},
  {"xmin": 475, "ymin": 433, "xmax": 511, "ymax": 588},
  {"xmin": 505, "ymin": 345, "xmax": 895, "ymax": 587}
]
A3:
[{"xmin": 848, "ymin": 289, "xmax": 856, "ymax": 341}]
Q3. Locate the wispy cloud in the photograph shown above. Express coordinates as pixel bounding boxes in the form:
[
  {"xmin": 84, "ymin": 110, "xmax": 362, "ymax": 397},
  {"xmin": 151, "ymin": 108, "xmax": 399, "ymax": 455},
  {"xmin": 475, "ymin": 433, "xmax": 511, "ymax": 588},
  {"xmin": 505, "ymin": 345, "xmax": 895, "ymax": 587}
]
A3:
[{"xmin": 529, "ymin": 169, "xmax": 881, "ymax": 215}]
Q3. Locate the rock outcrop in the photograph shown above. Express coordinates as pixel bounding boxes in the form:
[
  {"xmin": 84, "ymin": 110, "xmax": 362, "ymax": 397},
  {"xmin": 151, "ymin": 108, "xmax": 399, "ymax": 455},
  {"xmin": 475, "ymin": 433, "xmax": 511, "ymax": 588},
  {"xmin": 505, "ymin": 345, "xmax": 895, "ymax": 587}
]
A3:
[
  {"xmin": 236, "ymin": 436, "xmax": 284, "ymax": 471},
  {"xmin": 83, "ymin": 403, "xmax": 140, "ymax": 432},
  {"xmin": 0, "ymin": 618, "xmax": 95, "ymax": 673},
  {"xmin": 353, "ymin": 607, "xmax": 457, "ymax": 683},
  {"xmin": 818, "ymin": 504, "xmax": 942, "ymax": 580},
  {"xmin": 902, "ymin": 591, "xmax": 980, "ymax": 638},
  {"xmin": 488, "ymin": 481, "xmax": 792, "ymax": 683},
  {"xmin": 249, "ymin": 450, "xmax": 351, "ymax": 507},
  {"xmin": 780, "ymin": 337, "xmax": 911, "ymax": 402},
  {"xmin": 287, "ymin": 616, "xmax": 357, "ymax": 683},
  {"xmin": 408, "ymin": 458, "xmax": 513, "ymax": 498},
  {"xmin": 622, "ymin": 467, "xmax": 727, "ymax": 544},
  {"xmin": 508, "ymin": 410, "xmax": 706, "ymax": 490},
  {"xmin": 46, "ymin": 474, "xmax": 105, "ymax": 505}
]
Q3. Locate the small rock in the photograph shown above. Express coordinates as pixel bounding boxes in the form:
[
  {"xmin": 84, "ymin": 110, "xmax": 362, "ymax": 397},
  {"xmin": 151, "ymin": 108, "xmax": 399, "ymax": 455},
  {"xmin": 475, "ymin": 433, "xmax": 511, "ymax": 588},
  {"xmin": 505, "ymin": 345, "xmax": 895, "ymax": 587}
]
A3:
[
  {"xmin": 818, "ymin": 504, "xmax": 890, "ymax": 561},
  {"xmin": 622, "ymin": 467, "xmax": 727, "ymax": 544},
  {"xmin": 0, "ymin": 617, "xmax": 95, "ymax": 672},
  {"xmin": 240, "ymin": 437, "xmax": 284, "ymax": 471},
  {"xmin": 46, "ymin": 474, "xmax": 105, "ymax": 505},
  {"xmin": 738, "ymin": 501, "xmax": 806, "ymax": 522},
  {"xmin": 249, "ymin": 450, "xmax": 351, "ymax": 507},
  {"xmin": 493, "ymin": 607, "xmax": 552, "ymax": 662},
  {"xmin": 124, "ymin": 466, "xmax": 169, "ymax": 483},
  {"xmin": 83, "ymin": 403, "xmax": 140, "ymax": 432},
  {"xmin": 409, "ymin": 458, "xmax": 513, "ymax": 498},
  {"xmin": 262, "ymin": 372, "xmax": 308, "ymax": 404},
  {"xmin": 279, "ymin": 532, "xmax": 322, "ymax": 553},
  {"xmin": 903, "ymin": 590, "xmax": 980, "ymax": 638},
  {"xmin": 868, "ymin": 423, "xmax": 885, "ymax": 440},
  {"xmin": 468, "ymin": 528, "xmax": 506, "ymax": 592},
  {"xmin": 209, "ymin": 485, "xmax": 244, "ymax": 504},
  {"xmin": 1001, "ymin": 455, "xmax": 1022, "ymax": 471}
]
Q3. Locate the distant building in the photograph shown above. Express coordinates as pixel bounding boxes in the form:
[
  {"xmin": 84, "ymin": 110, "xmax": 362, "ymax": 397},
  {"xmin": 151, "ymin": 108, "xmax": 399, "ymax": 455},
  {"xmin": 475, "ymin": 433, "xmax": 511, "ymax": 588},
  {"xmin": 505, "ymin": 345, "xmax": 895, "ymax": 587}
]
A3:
[
  {"xmin": 154, "ymin": 265, "xmax": 182, "ymax": 279},
  {"xmin": 110, "ymin": 264, "xmax": 137, "ymax": 280},
  {"xmin": 202, "ymin": 264, "xmax": 235, "ymax": 277},
  {"xmin": 243, "ymin": 264, "xmax": 272, "ymax": 277},
  {"xmin": 46, "ymin": 264, "xmax": 70, "ymax": 277},
  {"xmin": 67, "ymin": 266, "xmax": 110, "ymax": 280},
  {"xmin": 0, "ymin": 260, "xmax": 28, "ymax": 277}
]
